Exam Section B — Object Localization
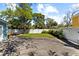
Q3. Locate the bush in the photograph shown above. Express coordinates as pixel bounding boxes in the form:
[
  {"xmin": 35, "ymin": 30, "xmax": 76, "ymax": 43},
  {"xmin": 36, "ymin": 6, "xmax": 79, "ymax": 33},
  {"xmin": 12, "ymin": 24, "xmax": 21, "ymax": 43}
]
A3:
[
  {"xmin": 48, "ymin": 29, "xmax": 64, "ymax": 39},
  {"xmin": 42, "ymin": 30, "xmax": 48, "ymax": 33},
  {"xmin": 41, "ymin": 29, "xmax": 64, "ymax": 39}
]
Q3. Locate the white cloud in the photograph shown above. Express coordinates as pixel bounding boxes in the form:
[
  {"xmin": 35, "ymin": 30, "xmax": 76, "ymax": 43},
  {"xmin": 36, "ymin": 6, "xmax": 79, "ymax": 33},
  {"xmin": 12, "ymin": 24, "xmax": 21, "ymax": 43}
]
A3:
[
  {"xmin": 37, "ymin": 4, "xmax": 64, "ymax": 24},
  {"xmin": 72, "ymin": 3, "xmax": 79, "ymax": 9},
  {"xmin": 45, "ymin": 6, "xmax": 59, "ymax": 13},
  {"xmin": 47, "ymin": 15, "xmax": 65, "ymax": 24},
  {"xmin": 6, "ymin": 3, "xmax": 16, "ymax": 10},
  {"xmin": 66, "ymin": 4, "xmax": 79, "ymax": 16},
  {"xmin": 37, "ymin": 4, "xmax": 44, "ymax": 12},
  {"xmin": 37, "ymin": 4, "xmax": 59, "ymax": 14},
  {"xmin": 37, "ymin": 4, "xmax": 59, "ymax": 19}
]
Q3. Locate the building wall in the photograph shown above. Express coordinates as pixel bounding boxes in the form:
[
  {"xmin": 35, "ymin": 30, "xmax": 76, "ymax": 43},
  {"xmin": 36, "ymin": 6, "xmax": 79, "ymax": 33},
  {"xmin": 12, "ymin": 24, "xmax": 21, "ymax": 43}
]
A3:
[
  {"xmin": 3, "ymin": 24, "xmax": 8, "ymax": 40},
  {"xmin": 0, "ymin": 21, "xmax": 7, "ymax": 41},
  {"xmin": 72, "ymin": 15, "xmax": 79, "ymax": 28}
]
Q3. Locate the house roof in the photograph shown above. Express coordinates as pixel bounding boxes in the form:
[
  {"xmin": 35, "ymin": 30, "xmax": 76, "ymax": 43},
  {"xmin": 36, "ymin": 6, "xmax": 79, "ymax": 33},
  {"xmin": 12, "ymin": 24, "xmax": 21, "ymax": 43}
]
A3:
[{"xmin": 0, "ymin": 19, "xmax": 7, "ymax": 24}]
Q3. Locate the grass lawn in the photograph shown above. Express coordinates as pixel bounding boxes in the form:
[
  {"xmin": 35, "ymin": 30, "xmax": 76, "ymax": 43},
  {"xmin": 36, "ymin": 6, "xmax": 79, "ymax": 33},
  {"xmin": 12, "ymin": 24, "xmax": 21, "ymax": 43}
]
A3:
[{"xmin": 17, "ymin": 33, "xmax": 54, "ymax": 39}]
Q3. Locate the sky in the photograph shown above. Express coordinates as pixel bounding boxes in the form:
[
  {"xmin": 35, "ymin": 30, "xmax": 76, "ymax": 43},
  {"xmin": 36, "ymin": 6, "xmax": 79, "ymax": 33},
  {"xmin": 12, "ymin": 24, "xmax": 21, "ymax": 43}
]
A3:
[
  {"xmin": 0, "ymin": 3, "xmax": 79, "ymax": 24},
  {"xmin": 31, "ymin": 3, "xmax": 79, "ymax": 24}
]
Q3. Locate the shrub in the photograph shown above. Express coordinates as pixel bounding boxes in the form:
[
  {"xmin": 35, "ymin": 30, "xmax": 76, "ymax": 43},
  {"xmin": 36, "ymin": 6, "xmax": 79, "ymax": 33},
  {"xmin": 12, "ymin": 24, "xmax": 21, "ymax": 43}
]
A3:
[
  {"xmin": 48, "ymin": 29, "xmax": 64, "ymax": 39},
  {"xmin": 41, "ymin": 29, "xmax": 64, "ymax": 39},
  {"xmin": 42, "ymin": 30, "xmax": 48, "ymax": 33}
]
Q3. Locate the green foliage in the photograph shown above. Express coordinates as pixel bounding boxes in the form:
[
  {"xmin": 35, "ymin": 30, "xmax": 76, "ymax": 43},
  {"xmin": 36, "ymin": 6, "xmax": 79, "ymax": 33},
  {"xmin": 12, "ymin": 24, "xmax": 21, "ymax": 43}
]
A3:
[
  {"xmin": 42, "ymin": 30, "xmax": 48, "ymax": 34},
  {"xmin": 15, "ymin": 3, "xmax": 33, "ymax": 29},
  {"xmin": 0, "ymin": 3, "xmax": 60, "ymax": 29},
  {"xmin": 0, "ymin": 8, "xmax": 15, "ymax": 20},
  {"xmin": 8, "ymin": 19, "xmax": 20, "ymax": 29},
  {"xmin": 33, "ymin": 13, "xmax": 45, "ymax": 29},
  {"xmin": 0, "ymin": 3, "xmax": 33, "ymax": 29},
  {"xmin": 16, "ymin": 3, "xmax": 32, "ymax": 20},
  {"xmin": 48, "ymin": 29, "xmax": 64, "ymax": 39},
  {"xmin": 46, "ymin": 18, "xmax": 58, "ymax": 29}
]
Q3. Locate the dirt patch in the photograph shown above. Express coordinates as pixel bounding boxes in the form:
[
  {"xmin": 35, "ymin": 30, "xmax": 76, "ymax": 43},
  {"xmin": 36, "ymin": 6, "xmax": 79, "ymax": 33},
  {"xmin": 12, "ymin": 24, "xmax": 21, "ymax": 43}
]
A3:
[{"xmin": 0, "ymin": 37, "xmax": 79, "ymax": 56}]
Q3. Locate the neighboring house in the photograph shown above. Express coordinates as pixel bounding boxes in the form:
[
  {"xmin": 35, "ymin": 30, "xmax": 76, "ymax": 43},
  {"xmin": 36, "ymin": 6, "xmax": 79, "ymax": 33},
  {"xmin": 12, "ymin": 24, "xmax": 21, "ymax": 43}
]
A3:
[
  {"xmin": 0, "ymin": 19, "xmax": 8, "ymax": 41},
  {"xmin": 72, "ymin": 14, "xmax": 79, "ymax": 28},
  {"xmin": 63, "ymin": 14, "xmax": 79, "ymax": 45}
]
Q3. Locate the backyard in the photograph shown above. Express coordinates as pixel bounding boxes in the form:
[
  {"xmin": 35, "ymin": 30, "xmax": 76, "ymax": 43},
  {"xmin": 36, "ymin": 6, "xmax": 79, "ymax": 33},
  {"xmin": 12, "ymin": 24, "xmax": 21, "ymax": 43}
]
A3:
[{"xmin": 0, "ymin": 3, "xmax": 79, "ymax": 56}]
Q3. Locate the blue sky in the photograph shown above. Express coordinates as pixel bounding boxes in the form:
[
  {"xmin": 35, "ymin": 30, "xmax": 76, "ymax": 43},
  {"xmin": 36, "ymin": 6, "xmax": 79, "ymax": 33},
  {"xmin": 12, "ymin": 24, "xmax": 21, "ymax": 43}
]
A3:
[
  {"xmin": 31, "ymin": 3, "xmax": 79, "ymax": 24},
  {"xmin": 0, "ymin": 3, "xmax": 79, "ymax": 24},
  {"xmin": 0, "ymin": 4, "xmax": 7, "ymax": 10}
]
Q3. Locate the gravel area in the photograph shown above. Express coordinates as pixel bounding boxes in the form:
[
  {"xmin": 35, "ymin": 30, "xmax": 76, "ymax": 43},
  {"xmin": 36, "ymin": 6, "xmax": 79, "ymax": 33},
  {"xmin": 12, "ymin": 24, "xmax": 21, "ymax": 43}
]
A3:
[{"xmin": 0, "ymin": 36, "xmax": 79, "ymax": 56}]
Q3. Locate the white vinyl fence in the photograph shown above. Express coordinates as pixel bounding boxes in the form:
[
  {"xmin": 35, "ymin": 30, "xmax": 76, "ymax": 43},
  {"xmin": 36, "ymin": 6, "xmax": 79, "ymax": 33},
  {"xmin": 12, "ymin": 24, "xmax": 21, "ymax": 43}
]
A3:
[
  {"xmin": 29, "ymin": 29, "xmax": 50, "ymax": 33},
  {"xmin": 9, "ymin": 29, "xmax": 50, "ymax": 34}
]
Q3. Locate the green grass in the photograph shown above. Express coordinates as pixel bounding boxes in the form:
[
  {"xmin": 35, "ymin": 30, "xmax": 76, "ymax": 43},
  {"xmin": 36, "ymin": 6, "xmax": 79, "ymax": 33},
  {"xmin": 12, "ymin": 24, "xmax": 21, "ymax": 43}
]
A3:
[{"xmin": 17, "ymin": 33, "xmax": 54, "ymax": 39}]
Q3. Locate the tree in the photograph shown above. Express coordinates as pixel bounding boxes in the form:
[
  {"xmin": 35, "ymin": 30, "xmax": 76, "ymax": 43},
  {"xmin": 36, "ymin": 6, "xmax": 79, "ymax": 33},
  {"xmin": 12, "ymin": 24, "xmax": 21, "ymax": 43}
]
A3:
[
  {"xmin": 46, "ymin": 18, "xmax": 58, "ymax": 29},
  {"xmin": 15, "ymin": 3, "xmax": 33, "ymax": 29},
  {"xmin": 8, "ymin": 19, "xmax": 21, "ymax": 29},
  {"xmin": 0, "ymin": 3, "xmax": 33, "ymax": 29},
  {"xmin": 0, "ymin": 8, "xmax": 15, "ymax": 21},
  {"xmin": 33, "ymin": 13, "xmax": 45, "ymax": 29},
  {"xmin": 16, "ymin": 3, "xmax": 32, "ymax": 20}
]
